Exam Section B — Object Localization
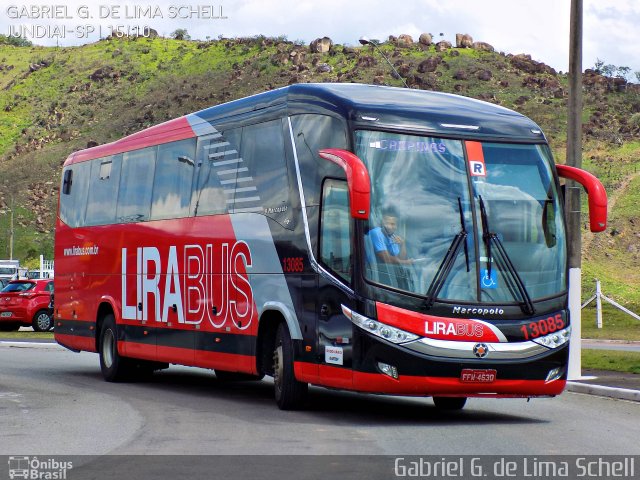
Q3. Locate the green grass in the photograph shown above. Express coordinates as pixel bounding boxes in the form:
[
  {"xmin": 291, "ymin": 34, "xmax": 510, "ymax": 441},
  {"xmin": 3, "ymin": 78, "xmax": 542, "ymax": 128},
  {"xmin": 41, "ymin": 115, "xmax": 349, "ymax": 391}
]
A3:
[
  {"xmin": 581, "ymin": 304, "xmax": 640, "ymax": 341},
  {"xmin": 582, "ymin": 350, "xmax": 640, "ymax": 374},
  {"xmin": 0, "ymin": 330, "xmax": 54, "ymax": 339}
]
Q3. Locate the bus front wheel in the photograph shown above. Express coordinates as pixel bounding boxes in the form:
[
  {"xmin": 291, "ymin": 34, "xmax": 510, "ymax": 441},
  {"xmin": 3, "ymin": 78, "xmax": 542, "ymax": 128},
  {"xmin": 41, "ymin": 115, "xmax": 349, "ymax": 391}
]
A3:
[
  {"xmin": 273, "ymin": 323, "xmax": 307, "ymax": 410},
  {"xmin": 99, "ymin": 314, "xmax": 133, "ymax": 382}
]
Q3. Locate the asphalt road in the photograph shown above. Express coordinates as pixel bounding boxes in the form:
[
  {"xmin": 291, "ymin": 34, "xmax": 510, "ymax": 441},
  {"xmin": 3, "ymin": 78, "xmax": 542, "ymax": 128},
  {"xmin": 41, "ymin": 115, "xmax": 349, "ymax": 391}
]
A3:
[{"xmin": 1, "ymin": 343, "xmax": 639, "ymax": 461}]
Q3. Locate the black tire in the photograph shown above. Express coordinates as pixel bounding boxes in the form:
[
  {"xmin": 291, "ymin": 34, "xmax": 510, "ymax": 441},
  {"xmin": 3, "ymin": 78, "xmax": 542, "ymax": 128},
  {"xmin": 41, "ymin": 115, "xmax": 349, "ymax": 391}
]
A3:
[
  {"xmin": 99, "ymin": 314, "xmax": 134, "ymax": 382},
  {"xmin": 32, "ymin": 309, "xmax": 53, "ymax": 332},
  {"xmin": 273, "ymin": 323, "xmax": 308, "ymax": 410},
  {"xmin": 215, "ymin": 370, "xmax": 265, "ymax": 382},
  {"xmin": 0, "ymin": 322, "xmax": 19, "ymax": 332},
  {"xmin": 433, "ymin": 396, "xmax": 467, "ymax": 410}
]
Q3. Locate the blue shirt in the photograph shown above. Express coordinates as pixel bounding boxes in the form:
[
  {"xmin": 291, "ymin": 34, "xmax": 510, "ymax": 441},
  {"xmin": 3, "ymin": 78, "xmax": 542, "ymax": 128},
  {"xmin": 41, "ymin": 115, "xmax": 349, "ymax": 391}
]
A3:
[{"xmin": 369, "ymin": 227, "xmax": 401, "ymax": 257}]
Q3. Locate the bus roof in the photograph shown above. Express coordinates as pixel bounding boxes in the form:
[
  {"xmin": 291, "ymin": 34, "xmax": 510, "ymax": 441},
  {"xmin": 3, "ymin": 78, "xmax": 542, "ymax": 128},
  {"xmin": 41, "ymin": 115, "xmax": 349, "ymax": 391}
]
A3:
[{"xmin": 64, "ymin": 83, "xmax": 546, "ymax": 166}]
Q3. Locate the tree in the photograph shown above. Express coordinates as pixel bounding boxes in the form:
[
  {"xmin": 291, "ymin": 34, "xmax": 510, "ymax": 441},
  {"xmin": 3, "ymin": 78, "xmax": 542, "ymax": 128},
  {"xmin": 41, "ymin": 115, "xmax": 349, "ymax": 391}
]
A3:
[
  {"xmin": 601, "ymin": 63, "xmax": 616, "ymax": 77},
  {"xmin": 617, "ymin": 66, "xmax": 631, "ymax": 79},
  {"xmin": 593, "ymin": 58, "xmax": 605, "ymax": 74},
  {"xmin": 0, "ymin": 34, "xmax": 32, "ymax": 47},
  {"xmin": 171, "ymin": 29, "xmax": 190, "ymax": 41},
  {"xmin": 592, "ymin": 59, "xmax": 633, "ymax": 80}
]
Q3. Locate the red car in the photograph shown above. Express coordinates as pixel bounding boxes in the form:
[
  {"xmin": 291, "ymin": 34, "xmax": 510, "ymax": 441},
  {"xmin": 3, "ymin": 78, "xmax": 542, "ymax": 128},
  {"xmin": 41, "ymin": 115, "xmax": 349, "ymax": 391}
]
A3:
[{"xmin": 0, "ymin": 279, "xmax": 54, "ymax": 332}]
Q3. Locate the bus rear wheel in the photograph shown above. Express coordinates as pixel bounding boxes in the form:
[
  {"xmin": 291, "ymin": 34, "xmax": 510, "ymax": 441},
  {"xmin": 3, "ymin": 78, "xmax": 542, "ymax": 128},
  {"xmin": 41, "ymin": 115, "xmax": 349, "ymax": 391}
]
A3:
[
  {"xmin": 433, "ymin": 397, "xmax": 467, "ymax": 410},
  {"xmin": 99, "ymin": 314, "xmax": 134, "ymax": 382},
  {"xmin": 273, "ymin": 323, "xmax": 307, "ymax": 410}
]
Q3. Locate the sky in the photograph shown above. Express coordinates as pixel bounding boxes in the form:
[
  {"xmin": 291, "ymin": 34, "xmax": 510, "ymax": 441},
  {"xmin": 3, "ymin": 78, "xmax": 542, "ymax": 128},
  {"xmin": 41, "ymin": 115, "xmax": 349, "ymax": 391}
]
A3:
[{"xmin": 1, "ymin": 0, "xmax": 639, "ymax": 79}]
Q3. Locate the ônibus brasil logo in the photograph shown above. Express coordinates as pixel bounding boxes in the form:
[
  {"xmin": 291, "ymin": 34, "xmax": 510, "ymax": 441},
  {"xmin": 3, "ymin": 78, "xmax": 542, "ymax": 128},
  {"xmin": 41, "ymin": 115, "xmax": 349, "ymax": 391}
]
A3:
[{"xmin": 8, "ymin": 456, "xmax": 73, "ymax": 479}]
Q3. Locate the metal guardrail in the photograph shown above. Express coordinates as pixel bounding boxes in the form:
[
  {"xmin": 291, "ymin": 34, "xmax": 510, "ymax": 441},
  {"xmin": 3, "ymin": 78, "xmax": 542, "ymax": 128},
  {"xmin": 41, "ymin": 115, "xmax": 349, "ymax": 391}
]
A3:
[{"xmin": 581, "ymin": 279, "xmax": 640, "ymax": 328}]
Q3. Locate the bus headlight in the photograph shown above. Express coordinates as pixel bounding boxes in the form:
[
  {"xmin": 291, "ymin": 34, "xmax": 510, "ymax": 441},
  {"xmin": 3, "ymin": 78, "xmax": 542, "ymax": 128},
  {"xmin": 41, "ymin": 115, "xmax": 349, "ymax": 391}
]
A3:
[
  {"xmin": 532, "ymin": 326, "xmax": 571, "ymax": 349},
  {"xmin": 341, "ymin": 305, "xmax": 419, "ymax": 344}
]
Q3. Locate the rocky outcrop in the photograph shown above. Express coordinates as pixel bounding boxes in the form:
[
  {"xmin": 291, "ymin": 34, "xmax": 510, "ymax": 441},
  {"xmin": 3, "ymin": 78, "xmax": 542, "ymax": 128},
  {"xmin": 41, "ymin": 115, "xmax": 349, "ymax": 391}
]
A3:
[
  {"xmin": 316, "ymin": 63, "xmax": 333, "ymax": 73},
  {"xmin": 418, "ymin": 56, "xmax": 442, "ymax": 73},
  {"xmin": 290, "ymin": 50, "xmax": 305, "ymax": 66},
  {"xmin": 473, "ymin": 41, "xmax": 494, "ymax": 52},
  {"xmin": 476, "ymin": 69, "xmax": 492, "ymax": 81},
  {"xmin": 419, "ymin": 33, "xmax": 433, "ymax": 46},
  {"xmin": 453, "ymin": 70, "xmax": 469, "ymax": 80},
  {"xmin": 456, "ymin": 34, "xmax": 473, "ymax": 48},
  {"xmin": 509, "ymin": 54, "xmax": 556, "ymax": 75},
  {"xmin": 397, "ymin": 34, "xmax": 414, "ymax": 47},
  {"xmin": 435, "ymin": 41, "xmax": 452, "ymax": 52},
  {"xmin": 310, "ymin": 37, "xmax": 333, "ymax": 53},
  {"xmin": 357, "ymin": 56, "xmax": 377, "ymax": 68},
  {"xmin": 583, "ymin": 70, "xmax": 628, "ymax": 93}
]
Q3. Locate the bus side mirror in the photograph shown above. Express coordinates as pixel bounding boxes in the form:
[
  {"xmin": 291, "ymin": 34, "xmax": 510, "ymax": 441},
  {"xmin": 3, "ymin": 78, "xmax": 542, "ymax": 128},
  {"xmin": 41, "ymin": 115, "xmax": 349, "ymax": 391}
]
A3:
[
  {"xmin": 318, "ymin": 148, "xmax": 371, "ymax": 220},
  {"xmin": 556, "ymin": 164, "xmax": 608, "ymax": 232}
]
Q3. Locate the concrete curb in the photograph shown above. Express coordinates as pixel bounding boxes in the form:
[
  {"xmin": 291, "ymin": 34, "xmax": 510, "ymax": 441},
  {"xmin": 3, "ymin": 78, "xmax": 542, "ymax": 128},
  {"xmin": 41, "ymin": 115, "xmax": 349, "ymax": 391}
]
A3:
[{"xmin": 566, "ymin": 382, "xmax": 640, "ymax": 402}]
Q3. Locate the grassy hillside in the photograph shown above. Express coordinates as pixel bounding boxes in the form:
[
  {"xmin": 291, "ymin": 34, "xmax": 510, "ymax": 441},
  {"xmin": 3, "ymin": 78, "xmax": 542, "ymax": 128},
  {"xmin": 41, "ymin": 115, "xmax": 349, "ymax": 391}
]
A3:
[{"xmin": 1, "ymin": 34, "xmax": 640, "ymax": 330}]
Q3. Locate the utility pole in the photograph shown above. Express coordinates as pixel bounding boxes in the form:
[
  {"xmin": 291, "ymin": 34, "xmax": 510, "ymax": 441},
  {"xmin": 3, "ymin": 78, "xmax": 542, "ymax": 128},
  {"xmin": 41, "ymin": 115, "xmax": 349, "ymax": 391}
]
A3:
[
  {"xmin": 9, "ymin": 194, "xmax": 14, "ymax": 261},
  {"xmin": 566, "ymin": 0, "xmax": 583, "ymax": 379}
]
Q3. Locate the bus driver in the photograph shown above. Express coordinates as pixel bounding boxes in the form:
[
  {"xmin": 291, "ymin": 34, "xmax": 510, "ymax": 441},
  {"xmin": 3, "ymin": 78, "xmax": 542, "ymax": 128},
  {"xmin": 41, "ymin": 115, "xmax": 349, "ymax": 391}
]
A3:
[{"xmin": 368, "ymin": 208, "xmax": 414, "ymax": 265}]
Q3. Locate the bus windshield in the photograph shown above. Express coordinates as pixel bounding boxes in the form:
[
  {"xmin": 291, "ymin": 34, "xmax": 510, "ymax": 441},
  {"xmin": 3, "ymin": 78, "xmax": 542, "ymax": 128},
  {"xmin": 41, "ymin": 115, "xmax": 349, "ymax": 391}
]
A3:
[{"xmin": 355, "ymin": 130, "xmax": 567, "ymax": 305}]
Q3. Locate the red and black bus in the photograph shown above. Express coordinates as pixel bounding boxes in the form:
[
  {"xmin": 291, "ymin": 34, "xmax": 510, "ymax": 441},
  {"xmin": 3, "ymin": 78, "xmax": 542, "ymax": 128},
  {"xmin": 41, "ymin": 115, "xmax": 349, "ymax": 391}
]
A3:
[{"xmin": 54, "ymin": 83, "xmax": 607, "ymax": 410}]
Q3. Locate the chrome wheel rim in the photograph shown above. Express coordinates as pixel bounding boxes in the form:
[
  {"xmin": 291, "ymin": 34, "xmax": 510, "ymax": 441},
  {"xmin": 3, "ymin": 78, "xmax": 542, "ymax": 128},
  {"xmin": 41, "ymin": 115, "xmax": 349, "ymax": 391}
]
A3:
[
  {"xmin": 102, "ymin": 329, "xmax": 115, "ymax": 368},
  {"xmin": 36, "ymin": 313, "xmax": 51, "ymax": 330}
]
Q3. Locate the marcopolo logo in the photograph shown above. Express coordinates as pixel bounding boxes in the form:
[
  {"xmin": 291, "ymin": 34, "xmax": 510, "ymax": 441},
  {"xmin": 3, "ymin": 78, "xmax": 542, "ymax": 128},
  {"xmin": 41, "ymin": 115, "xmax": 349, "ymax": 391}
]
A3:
[{"xmin": 8, "ymin": 456, "xmax": 73, "ymax": 479}]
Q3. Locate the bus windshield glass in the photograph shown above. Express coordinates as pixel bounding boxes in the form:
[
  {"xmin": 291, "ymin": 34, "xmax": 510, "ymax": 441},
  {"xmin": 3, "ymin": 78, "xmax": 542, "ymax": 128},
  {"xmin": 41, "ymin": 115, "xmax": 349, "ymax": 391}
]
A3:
[{"xmin": 355, "ymin": 130, "xmax": 566, "ymax": 304}]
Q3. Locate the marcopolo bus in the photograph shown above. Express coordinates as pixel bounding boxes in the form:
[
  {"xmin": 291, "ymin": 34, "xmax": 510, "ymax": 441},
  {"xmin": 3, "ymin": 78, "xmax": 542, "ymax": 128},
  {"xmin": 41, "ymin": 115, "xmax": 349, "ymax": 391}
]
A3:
[{"xmin": 54, "ymin": 83, "xmax": 607, "ymax": 410}]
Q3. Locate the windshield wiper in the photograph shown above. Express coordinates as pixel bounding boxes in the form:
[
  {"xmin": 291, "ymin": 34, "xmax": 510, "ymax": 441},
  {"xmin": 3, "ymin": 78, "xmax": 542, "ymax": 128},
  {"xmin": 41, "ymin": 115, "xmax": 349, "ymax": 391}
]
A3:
[
  {"xmin": 478, "ymin": 196, "xmax": 535, "ymax": 316},
  {"xmin": 423, "ymin": 198, "xmax": 470, "ymax": 310}
]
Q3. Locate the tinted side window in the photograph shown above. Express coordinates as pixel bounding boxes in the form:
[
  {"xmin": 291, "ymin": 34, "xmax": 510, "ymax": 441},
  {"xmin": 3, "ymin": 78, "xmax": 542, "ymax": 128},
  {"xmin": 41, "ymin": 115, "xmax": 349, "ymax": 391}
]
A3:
[
  {"xmin": 320, "ymin": 180, "xmax": 352, "ymax": 282},
  {"xmin": 151, "ymin": 138, "xmax": 197, "ymax": 220},
  {"xmin": 59, "ymin": 161, "xmax": 91, "ymax": 228},
  {"xmin": 86, "ymin": 154, "xmax": 122, "ymax": 225},
  {"xmin": 240, "ymin": 119, "xmax": 289, "ymax": 221},
  {"xmin": 193, "ymin": 129, "xmax": 242, "ymax": 216},
  {"xmin": 290, "ymin": 114, "xmax": 348, "ymax": 207},
  {"xmin": 116, "ymin": 147, "xmax": 157, "ymax": 223}
]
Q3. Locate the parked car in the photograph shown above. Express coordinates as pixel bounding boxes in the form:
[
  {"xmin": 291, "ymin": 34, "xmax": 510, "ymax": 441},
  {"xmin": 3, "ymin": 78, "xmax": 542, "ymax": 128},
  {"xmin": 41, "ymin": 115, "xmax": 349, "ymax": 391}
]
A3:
[
  {"xmin": 0, "ymin": 279, "xmax": 54, "ymax": 331},
  {"xmin": 48, "ymin": 291, "xmax": 54, "ymax": 326}
]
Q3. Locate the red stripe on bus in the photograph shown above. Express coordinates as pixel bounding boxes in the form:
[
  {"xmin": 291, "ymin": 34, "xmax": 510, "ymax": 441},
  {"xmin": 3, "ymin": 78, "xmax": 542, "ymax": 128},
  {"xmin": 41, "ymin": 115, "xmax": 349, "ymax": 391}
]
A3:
[
  {"xmin": 66, "ymin": 117, "xmax": 196, "ymax": 165},
  {"xmin": 192, "ymin": 350, "xmax": 257, "ymax": 374},
  {"xmin": 295, "ymin": 362, "xmax": 565, "ymax": 397},
  {"xmin": 55, "ymin": 333, "xmax": 96, "ymax": 352},
  {"xmin": 465, "ymin": 140, "xmax": 484, "ymax": 162},
  {"xmin": 120, "ymin": 342, "xmax": 257, "ymax": 374},
  {"xmin": 376, "ymin": 302, "xmax": 502, "ymax": 342}
]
